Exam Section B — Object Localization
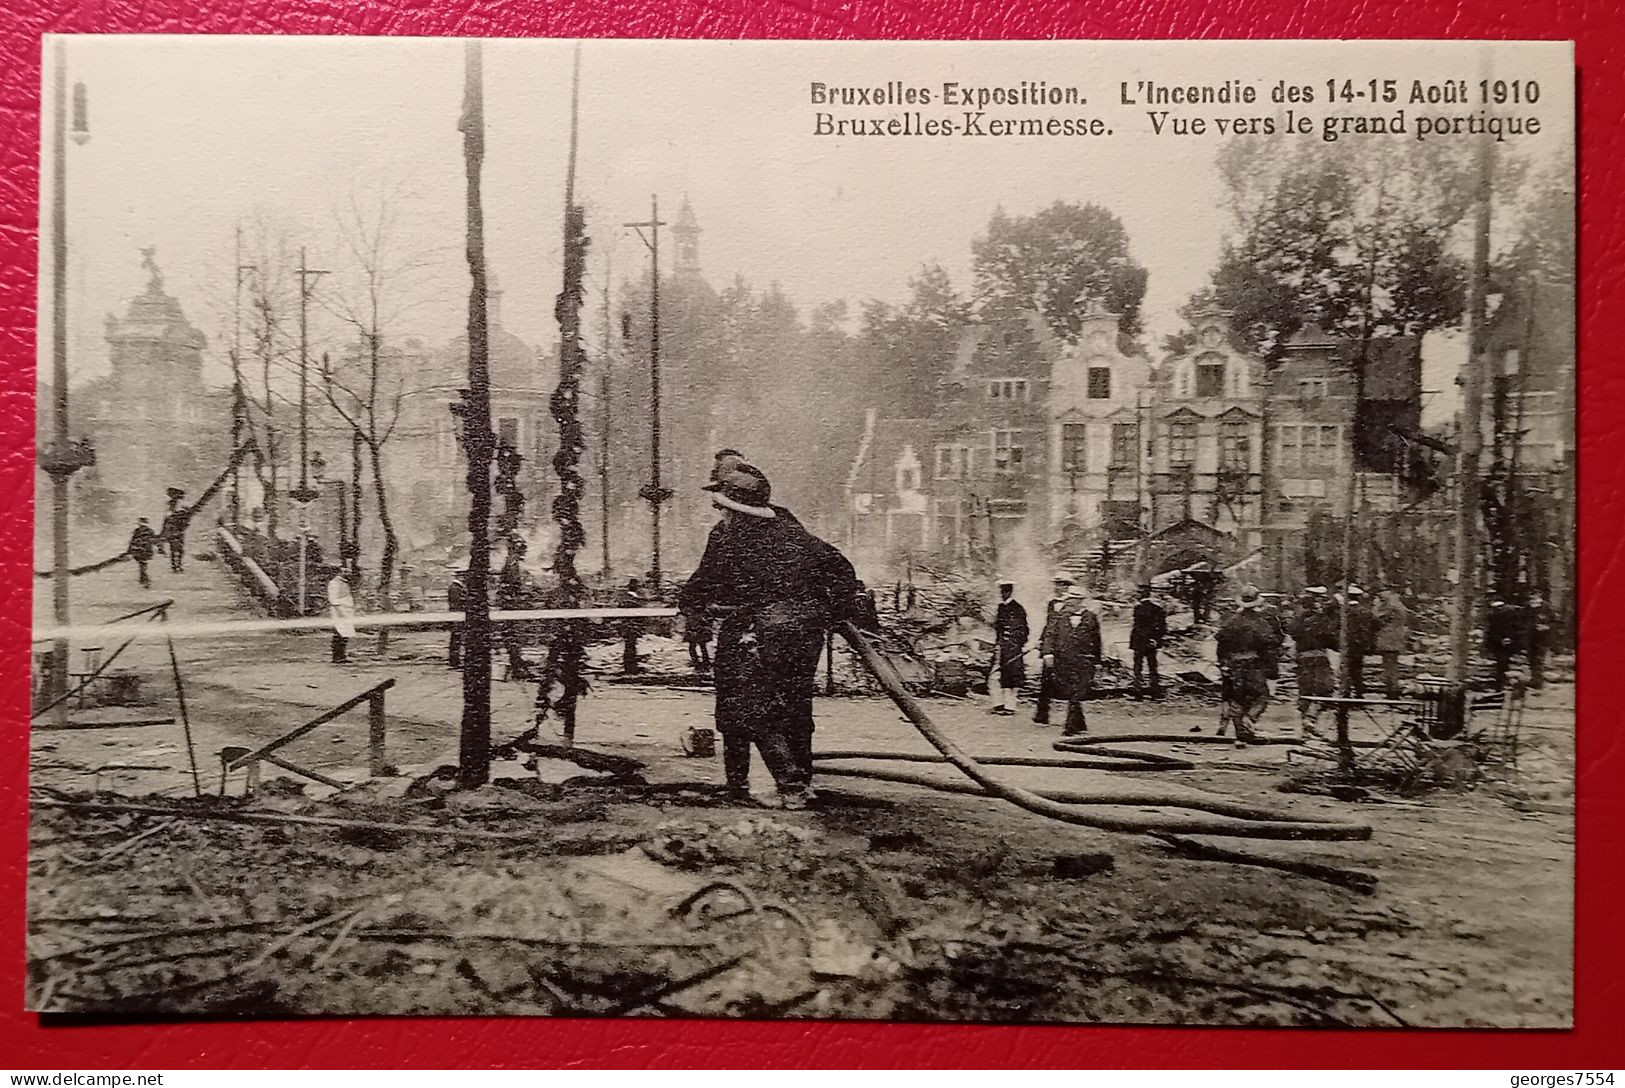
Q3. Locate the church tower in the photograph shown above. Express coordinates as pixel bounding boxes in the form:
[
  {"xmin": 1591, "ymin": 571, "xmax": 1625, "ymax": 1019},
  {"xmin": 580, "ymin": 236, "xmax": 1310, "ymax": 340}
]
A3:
[{"xmin": 673, "ymin": 196, "xmax": 701, "ymax": 279}]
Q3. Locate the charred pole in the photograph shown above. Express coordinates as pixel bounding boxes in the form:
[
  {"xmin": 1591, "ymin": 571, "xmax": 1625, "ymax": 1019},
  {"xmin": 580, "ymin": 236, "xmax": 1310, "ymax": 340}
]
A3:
[
  {"xmin": 600, "ymin": 252, "xmax": 613, "ymax": 578},
  {"xmin": 1449, "ymin": 58, "xmax": 1496, "ymax": 685},
  {"xmin": 230, "ymin": 225, "xmax": 257, "ymax": 527},
  {"xmin": 541, "ymin": 42, "xmax": 592, "ymax": 746},
  {"xmin": 457, "ymin": 39, "xmax": 496, "ymax": 788},
  {"xmin": 624, "ymin": 197, "xmax": 671, "ymax": 587},
  {"xmin": 42, "ymin": 39, "xmax": 96, "ymax": 732}
]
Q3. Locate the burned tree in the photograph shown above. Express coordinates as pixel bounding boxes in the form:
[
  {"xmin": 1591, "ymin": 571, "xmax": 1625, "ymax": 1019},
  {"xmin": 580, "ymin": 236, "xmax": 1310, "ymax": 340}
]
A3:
[{"xmin": 534, "ymin": 44, "xmax": 592, "ymax": 745}]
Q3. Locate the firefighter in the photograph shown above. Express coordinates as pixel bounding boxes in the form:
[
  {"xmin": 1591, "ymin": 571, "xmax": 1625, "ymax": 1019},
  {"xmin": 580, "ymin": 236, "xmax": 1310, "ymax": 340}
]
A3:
[
  {"xmin": 678, "ymin": 462, "xmax": 858, "ymax": 809},
  {"xmin": 1342, "ymin": 585, "xmax": 1377, "ymax": 697},
  {"xmin": 1214, "ymin": 585, "xmax": 1280, "ymax": 746},
  {"xmin": 989, "ymin": 579, "xmax": 1029, "ymax": 716},
  {"xmin": 1290, "ymin": 585, "xmax": 1338, "ymax": 738}
]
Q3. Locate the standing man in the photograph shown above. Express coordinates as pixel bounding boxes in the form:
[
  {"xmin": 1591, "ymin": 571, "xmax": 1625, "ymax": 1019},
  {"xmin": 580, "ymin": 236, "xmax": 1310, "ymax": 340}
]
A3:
[
  {"xmin": 1214, "ymin": 585, "xmax": 1278, "ymax": 746},
  {"xmin": 446, "ymin": 559, "xmax": 468, "ymax": 669},
  {"xmin": 1343, "ymin": 585, "xmax": 1376, "ymax": 697},
  {"xmin": 1526, "ymin": 592, "xmax": 1551, "ymax": 691},
  {"xmin": 1486, "ymin": 598, "xmax": 1521, "ymax": 688},
  {"xmin": 1290, "ymin": 586, "xmax": 1338, "ymax": 737},
  {"xmin": 682, "ymin": 605, "xmax": 713, "ymax": 673},
  {"xmin": 1041, "ymin": 586, "xmax": 1101, "ymax": 736},
  {"xmin": 327, "ymin": 565, "xmax": 356, "ymax": 664},
  {"xmin": 1372, "ymin": 586, "xmax": 1411, "ymax": 698},
  {"xmin": 1033, "ymin": 572, "xmax": 1072, "ymax": 724},
  {"xmin": 1130, "ymin": 582, "xmax": 1167, "ymax": 700},
  {"xmin": 497, "ymin": 537, "xmax": 532, "ymax": 681},
  {"xmin": 620, "ymin": 578, "xmax": 647, "ymax": 675},
  {"xmin": 989, "ymin": 579, "xmax": 1029, "ymax": 716},
  {"xmin": 160, "ymin": 488, "xmax": 188, "ymax": 573},
  {"xmin": 678, "ymin": 462, "xmax": 857, "ymax": 809},
  {"xmin": 127, "ymin": 517, "xmax": 158, "ymax": 588}
]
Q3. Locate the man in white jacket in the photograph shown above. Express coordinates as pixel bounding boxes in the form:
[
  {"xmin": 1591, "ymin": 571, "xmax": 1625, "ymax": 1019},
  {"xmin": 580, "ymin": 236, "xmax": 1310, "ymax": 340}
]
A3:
[{"xmin": 328, "ymin": 565, "xmax": 357, "ymax": 664}]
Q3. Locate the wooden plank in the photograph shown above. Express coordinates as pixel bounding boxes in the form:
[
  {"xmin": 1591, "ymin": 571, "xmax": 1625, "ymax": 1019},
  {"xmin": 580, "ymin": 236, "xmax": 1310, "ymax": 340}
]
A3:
[
  {"xmin": 260, "ymin": 753, "xmax": 346, "ymax": 790},
  {"xmin": 226, "ymin": 680, "xmax": 396, "ymax": 769}
]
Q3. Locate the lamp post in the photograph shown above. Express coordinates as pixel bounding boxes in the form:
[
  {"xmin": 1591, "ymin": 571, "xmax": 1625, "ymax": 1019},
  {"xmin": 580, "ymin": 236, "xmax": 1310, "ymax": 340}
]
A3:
[
  {"xmin": 41, "ymin": 39, "xmax": 95, "ymax": 730},
  {"xmin": 289, "ymin": 259, "xmax": 327, "ymax": 615},
  {"xmin": 624, "ymin": 197, "xmax": 673, "ymax": 588}
]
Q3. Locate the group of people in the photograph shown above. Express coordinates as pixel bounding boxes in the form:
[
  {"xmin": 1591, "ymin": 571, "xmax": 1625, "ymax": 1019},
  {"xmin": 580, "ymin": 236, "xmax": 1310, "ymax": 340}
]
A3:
[
  {"xmin": 992, "ymin": 576, "xmax": 1168, "ymax": 733},
  {"xmin": 124, "ymin": 491, "xmax": 193, "ymax": 588},
  {"xmin": 991, "ymin": 574, "xmax": 1118, "ymax": 735}
]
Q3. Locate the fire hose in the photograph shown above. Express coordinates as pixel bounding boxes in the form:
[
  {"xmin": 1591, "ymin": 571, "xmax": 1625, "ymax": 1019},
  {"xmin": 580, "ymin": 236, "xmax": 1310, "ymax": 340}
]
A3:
[{"xmin": 836, "ymin": 623, "xmax": 1370, "ymax": 842}]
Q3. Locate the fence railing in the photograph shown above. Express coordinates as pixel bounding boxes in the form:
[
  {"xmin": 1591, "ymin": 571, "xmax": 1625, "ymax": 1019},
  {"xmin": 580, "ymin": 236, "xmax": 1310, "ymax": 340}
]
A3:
[{"xmin": 223, "ymin": 678, "xmax": 395, "ymax": 794}]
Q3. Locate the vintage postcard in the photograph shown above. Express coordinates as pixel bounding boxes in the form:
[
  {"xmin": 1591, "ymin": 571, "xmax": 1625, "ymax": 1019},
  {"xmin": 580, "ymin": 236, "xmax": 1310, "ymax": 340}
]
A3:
[{"xmin": 28, "ymin": 36, "xmax": 1574, "ymax": 1025}]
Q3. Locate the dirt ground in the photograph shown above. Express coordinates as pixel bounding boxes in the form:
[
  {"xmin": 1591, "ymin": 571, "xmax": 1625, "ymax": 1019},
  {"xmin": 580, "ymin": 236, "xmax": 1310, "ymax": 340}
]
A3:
[{"xmin": 28, "ymin": 563, "xmax": 1574, "ymax": 1026}]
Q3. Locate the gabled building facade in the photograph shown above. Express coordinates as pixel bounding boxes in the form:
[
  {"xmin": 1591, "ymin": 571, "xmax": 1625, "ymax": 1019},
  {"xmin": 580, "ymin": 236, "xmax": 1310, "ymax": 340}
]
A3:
[
  {"xmin": 1046, "ymin": 301, "xmax": 1155, "ymax": 552},
  {"xmin": 1150, "ymin": 310, "xmax": 1266, "ymax": 549}
]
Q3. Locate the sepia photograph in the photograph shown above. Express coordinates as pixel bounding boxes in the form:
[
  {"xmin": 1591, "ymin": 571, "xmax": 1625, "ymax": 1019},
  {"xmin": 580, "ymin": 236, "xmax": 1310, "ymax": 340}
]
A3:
[{"xmin": 27, "ymin": 36, "xmax": 1575, "ymax": 1026}]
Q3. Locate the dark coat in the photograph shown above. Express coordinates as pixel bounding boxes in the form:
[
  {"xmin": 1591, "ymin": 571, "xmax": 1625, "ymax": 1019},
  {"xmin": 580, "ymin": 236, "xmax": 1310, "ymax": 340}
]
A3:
[
  {"xmin": 993, "ymin": 598, "xmax": 1029, "ymax": 686},
  {"xmin": 446, "ymin": 576, "xmax": 465, "ymax": 611},
  {"xmin": 1217, "ymin": 608, "xmax": 1280, "ymax": 666},
  {"xmin": 1345, "ymin": 602, "xmax": 1378, "ymax": 654},
  {"xmin": 1485, "ymin": 605, "xmax": 1524, "ymax": 655},
  {"xmin": 1217, "ymin": 607, "xmax": 1278, "ymax": 707},
  {"xmin": 1041, "ymin": 607, "xmax": 1101, "ymax": 701},
  {"xmin": 127, "ymin": 525, "xmax": 157, "ymax": 561},
  {"xmin": 1130, "ymin": 599, "xmax": 1166, "ymax": 651},
  {"xmin": 1291, "ymin": 605, "xmax": 1339, "ymax": 653},
  {"xmin": 679, "ymin": 510, "xmax": 858, "ymax": 737}
]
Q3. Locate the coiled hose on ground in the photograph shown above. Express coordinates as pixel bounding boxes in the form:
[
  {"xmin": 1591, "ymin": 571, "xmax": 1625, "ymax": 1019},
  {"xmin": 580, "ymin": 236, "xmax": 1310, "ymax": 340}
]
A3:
[{"xmin": 836, "ymin": 623, "xmax": 1370, "ymax": 843}]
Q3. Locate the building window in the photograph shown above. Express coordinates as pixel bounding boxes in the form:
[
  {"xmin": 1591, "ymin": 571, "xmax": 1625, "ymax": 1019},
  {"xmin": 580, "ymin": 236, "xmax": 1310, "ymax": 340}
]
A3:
[
  {"xmin": 1299, "ymin": 378, "xmax": 1328, "ymax": 401},
  {"xmin": 988, "ymin": 378, "xmax": 1029, "ymax": 402},
  {"xmin": 1195, "ymin": 354, "xmax": 1226, "ymax": 398},
  {"xmin": 1309, "ymin": 424, "xmax": 1341, "ymax": 466},
  {"xmin": 935, "ymin": 445, "xmax": 971, "ymax": 480},
  {"xmin": 1167, "ymin": 421, "xmax": 1197, "ymax": 468},
  {"xmin": 897, "ymin": 462, "xmax": 920, "ymax": 492},
  {"xmin": 1110, "ymin": 423, "xmax": 1139, "ymax": 468},
  {"xmin": 1220, "ymin": 421, "xmax": 1250, "ymax": 471},
  {"xmin": 993, "ymin": 429, "xmax": 1025, "ymax": 475},
  {"xmin": 1087, "ymin": 367, "xmax": 1112, "ymax": 400},
  {"xmin": 1060, "ymin": 423, "xmax": 1088, "ymax": 475},
  {"xmin": 1276, "ymin": 423, "xmax": 1343, "ymax": 467}
]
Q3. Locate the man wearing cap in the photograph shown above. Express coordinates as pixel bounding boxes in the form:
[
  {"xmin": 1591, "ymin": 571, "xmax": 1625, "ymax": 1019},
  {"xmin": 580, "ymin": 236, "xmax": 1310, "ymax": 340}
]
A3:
[
  {"xmin": 1040, "ymin": 586, "xmax": 1102, "ymax": 736},
  {"xmin": 1033, "ymin": 572, "xmax": 1073, "ymax": 724},
  {"xmin": 1290, "ymin": 586, "xmax": 1338, "ymax": 736},
  {"xmin": 989, "ymin": 580, "xmax": 1029, "ymax": 716},
  {"xmin": 1130, "ymin": 582, "xmax": 1167, "ymax": 700},
  {"xmin": 127, "ymin": 517, "xmax": 158, "ymax": 588},
  {"xmin": 1485, "ymin": 598, "xmax": 1522, "ymax": 688},
  {"xmin": 1214, "ymin": 585, "xmax": 1278, "ymax": 745},
  {"xmin": 1342, "ymin": 585, "xmax": 1377, "ymax": 697},
  {"xmin": 679, "ymin": 461, "xmax": 858, "ymax": 809}
]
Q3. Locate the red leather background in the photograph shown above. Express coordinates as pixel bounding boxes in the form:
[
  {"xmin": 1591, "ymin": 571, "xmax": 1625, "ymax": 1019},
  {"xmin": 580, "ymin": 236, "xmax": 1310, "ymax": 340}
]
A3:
[{"xmin": 1, "ymin": 0, "xmax": 1617, "ymax": 1069}]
